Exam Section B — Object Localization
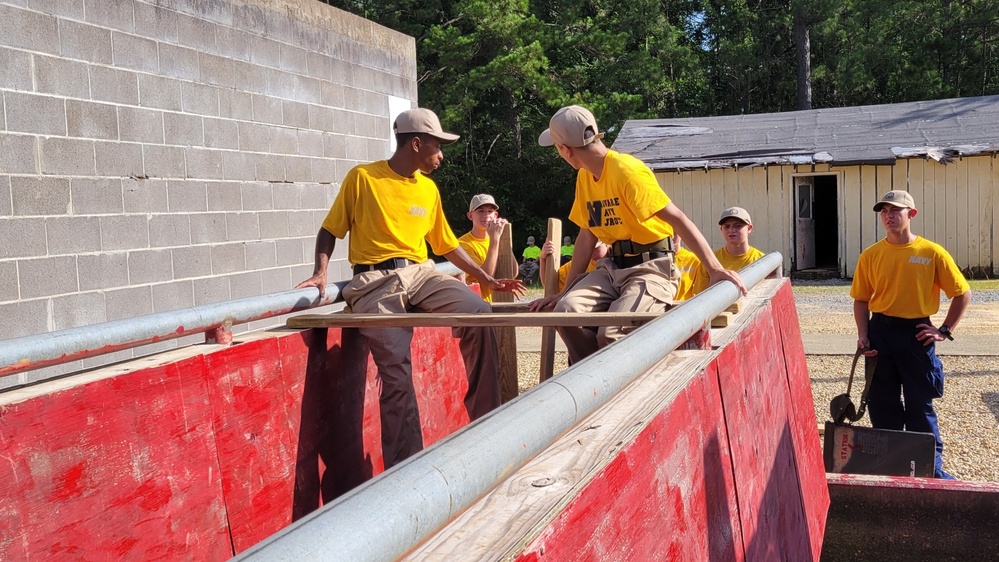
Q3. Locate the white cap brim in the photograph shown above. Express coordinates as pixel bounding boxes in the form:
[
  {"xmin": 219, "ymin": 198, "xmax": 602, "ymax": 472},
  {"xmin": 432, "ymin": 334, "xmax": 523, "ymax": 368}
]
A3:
[{"xmin": 538, "ymin": 128, "xmax": 554, "ymax": 147}]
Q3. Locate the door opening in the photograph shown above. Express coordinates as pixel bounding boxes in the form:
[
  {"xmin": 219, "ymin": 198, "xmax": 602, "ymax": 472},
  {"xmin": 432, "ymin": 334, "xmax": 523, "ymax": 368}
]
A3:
[{"xmin": 794, "ymin": 174, "xmax": 839, "ymax": 275}]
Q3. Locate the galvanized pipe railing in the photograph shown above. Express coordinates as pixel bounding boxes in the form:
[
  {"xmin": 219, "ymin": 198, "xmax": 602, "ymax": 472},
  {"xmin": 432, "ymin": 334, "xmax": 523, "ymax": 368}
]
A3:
[
  {"xmin": 237, "ymin": 252, "xmax": 784, "ymax": 561},
  {"xmin": 0, "ymin": 263, "xmax": 464, "ymax": 380}
]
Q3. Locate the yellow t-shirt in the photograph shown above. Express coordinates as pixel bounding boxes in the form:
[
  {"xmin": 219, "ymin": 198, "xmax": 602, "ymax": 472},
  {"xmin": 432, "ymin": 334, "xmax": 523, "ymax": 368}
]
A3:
[
  {"xmin": 568, "ymin": 150, "xmax": 673, "ymax": 246},
  {"xmin": 458, "ymin": 231, "xmax": 492, "ymax": 302},
  {"xmin": 692, "ymin": 246, "xmax": 765, "ymax": 295},
  {"xmin": 523, "ymin": 245, "xmax": 541, "ymax": 260},
  {"xmin": 556, "ymin": 259, "xmax": 598, "ymax": 292},
  {"xmin": 673, "ymin": 247, "xmax": 701, "ymax": 301},
  {"xmin": 850, "ymin": 237, "xmax": 969, "ymax": 318},
  {"xmin": 320, "ymin": 160, "xmax": 459, "ymax": 265}
]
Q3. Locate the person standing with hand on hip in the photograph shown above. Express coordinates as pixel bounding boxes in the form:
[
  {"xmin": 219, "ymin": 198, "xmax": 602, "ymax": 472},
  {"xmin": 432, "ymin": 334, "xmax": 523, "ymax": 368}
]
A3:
[
  {"xmin": 296, "ymin": 108, "xmax": 524, "ymax": 469},
  {"xmin": 851, "ymin": 190, "xmax": 971, "ymax": 479},
  {"xmin": 529, "ymin": 104, "xmax": 746, "ymax": 363}
]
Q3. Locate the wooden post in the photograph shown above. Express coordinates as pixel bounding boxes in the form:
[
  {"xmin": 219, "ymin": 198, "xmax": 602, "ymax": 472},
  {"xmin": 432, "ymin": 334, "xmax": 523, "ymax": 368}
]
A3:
[
  {"xmin": 539, "ymin": 218, "xmax": 562, "ymax": 382},
  {"xmin": 493, "ymin": 222, "xmax": 520, "ymax": 403}
]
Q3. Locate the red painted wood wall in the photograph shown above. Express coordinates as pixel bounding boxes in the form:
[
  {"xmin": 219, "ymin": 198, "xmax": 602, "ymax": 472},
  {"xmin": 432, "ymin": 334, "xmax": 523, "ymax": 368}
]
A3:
[{"xmin": 0, "ymin": 326, "xmax": 469, "ymax": 559}]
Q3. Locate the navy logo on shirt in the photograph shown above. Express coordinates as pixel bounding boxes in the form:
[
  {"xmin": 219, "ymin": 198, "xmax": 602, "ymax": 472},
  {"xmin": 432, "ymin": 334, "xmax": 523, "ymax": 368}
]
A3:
[
  {"xmin": 909, "ymin": 256, "xmax": 931, "ymax": 265},
  {"xmin": 409, "ymin": 206, "xmax": 428, "ymax": 217},
  {"xmin": 586, "ymin": 197, "xmax": 622, "ymax": 227}
]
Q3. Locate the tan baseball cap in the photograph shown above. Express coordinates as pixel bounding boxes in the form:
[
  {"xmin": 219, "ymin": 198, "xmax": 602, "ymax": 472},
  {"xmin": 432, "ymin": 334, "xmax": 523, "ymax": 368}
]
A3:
[
  {"xmin": 719, "ymin": 207, "xmax": 752, "ymax": 226},
  {"xmin": 468, "ymin": 193, "xmax": 498, "ymax": 212},
  {"xmin": 538, "ymin": 105, "xmax": 605, "ymax": 148},
  {"xmin": 394, "ymin": 108, "xmax": 459, "ymax": 143},
  {"xmin": 873, "ymin": 190, "xmax": 916, "ymax": 212}
]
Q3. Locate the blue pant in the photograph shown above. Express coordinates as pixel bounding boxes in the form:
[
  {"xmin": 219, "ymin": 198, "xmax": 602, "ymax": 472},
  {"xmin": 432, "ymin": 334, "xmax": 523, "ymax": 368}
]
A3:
[{"xmin": 867, "ymin": 315, "xmax": 947, "ymax": 477}]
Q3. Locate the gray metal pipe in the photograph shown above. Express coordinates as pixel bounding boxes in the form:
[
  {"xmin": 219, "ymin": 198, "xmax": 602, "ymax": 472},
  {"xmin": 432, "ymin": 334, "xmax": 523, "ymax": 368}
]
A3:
[{"xmin": 237, "ymin": 252, "xmax": 784, "ymax": 561}]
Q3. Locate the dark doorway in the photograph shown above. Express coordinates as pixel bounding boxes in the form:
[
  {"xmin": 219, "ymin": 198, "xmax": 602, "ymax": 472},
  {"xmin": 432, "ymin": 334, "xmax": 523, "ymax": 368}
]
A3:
[{"xmin": 813, "ymin": 175, "xmax": 838, "ymax": 269}]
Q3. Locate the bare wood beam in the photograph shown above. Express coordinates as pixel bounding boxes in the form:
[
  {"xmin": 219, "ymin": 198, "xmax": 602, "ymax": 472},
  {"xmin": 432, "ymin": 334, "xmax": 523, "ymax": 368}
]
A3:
[
  {"xmin": 287, "ymin": 312, "xmax": 662, "ymax": 329},
  {"xmin": 539, "ymin": 218, "xmax": 562, "ymax": 382}
]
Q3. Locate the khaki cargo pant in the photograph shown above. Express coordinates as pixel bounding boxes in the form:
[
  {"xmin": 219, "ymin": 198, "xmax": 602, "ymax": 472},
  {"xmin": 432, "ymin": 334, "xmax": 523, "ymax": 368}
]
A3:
[
  {"xmin": 554, "ymin": 256, "xmax": 678, "ymax": 364},
  {"xmin": 341, "ymin": 260, "xmax": 500, "ymax": 469}
]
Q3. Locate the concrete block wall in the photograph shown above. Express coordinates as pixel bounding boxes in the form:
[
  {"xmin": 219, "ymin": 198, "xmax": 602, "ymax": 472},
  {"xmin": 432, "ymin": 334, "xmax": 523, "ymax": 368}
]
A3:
[{"xmin": 0, "ymin": 0, "xmax": 417, "ymax": 386}]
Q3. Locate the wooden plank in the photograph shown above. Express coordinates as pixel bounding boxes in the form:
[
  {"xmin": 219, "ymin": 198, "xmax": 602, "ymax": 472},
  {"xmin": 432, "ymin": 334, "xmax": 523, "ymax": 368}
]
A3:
[
  {"xmin": 986, "ymin": 155, "xmax": 997, "ymax": 275},
  {"xmin": 751, "ymin": 166, "xmax": 768, "ymax": 252},
  {"xmin": 493, "ymin": 222, "xmax": 520, "ymax": 403},
  {"xmin": 858, "ymin": 165, "xmax": 878, "ymax": 252},
  {"xmin": 842, "ymin": 165, "xmax": 862, "ymax": 276},
  {"xmin": 967, "ymin": 157, "xmax": 981, "ymax": 271},
  {"xmin": 945, "ymin": 156, "xmax": 959, "ymax": 259},
  {"xmin": 287, "ymin": 312, "xmax": 664, "ymax": 329},
  {"xmin": 711, "ymin": 312, "xmax": 732, "ymax": 327},
  {"xmin": 955, "ymin": 159, "xmax": 971, "ymax": 268},
  {"xmin": 767, "ymin": 166, "xmax": 787, "ymax": 273},
  {"xmin": 540, "ymin": 218, "xmax": 562, "ymax": 382}
]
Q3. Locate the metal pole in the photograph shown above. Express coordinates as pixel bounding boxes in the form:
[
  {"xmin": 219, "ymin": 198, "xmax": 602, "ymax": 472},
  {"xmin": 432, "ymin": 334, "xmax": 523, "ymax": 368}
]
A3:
[{"xmin": 237, "ymin": 252, "xmax": 784, "ymax": 561}]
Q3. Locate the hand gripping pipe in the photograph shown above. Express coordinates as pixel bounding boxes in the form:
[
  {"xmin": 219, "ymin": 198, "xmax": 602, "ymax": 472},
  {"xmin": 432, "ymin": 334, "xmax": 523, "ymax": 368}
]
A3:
[{"xmin": 237, "ymin": 252, "xmax": 783, "ymax": 561}]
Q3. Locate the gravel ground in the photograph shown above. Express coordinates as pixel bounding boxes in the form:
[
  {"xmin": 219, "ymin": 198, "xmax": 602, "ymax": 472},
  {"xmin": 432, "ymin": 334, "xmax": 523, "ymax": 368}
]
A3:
[{"xmin": 515, "ymin": 281, "xmax": 999, "ymax": 482}]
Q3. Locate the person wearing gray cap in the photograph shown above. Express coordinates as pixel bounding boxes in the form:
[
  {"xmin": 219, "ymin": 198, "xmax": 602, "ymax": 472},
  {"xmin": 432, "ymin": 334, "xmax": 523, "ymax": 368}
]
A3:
[
  {"xmin": 851, "ymin": 190, "xmax": 971, "ymax": 479},
  {"xmin": 458, "ymin": 194, "xmax": 514, "ymax": 302},
  {"xmin": 530, "ymin": 104, "xmax": 746, "ymax": 363},
  {"xmin": 692, "ymin": 206, "xmax": 764, "ymax": 295},
  {"xmin": 520, "ymin": 236, "xmax": 541, "ymax": 285},
  {"xmin": 296, "ymin": 108, "xmax": 524, "ymax": 468}
]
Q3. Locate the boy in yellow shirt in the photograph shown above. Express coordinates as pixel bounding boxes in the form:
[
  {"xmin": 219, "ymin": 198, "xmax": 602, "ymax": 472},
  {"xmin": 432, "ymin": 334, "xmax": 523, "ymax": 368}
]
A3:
[
  {"xmin": 458, "ymin": 194, "xmax": 515, "ymax": 302},
  {"xmin": 539, "ymin": 239, "xmax": 610, "ymax": 292},
  {"xmin": 692, "ymin": 207, "xmax": 764, "ymax": 295}
]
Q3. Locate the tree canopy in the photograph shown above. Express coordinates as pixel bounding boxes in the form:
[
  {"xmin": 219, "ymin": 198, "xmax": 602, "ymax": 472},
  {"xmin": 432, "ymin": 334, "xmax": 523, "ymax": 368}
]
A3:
[{"xmin": 323, "ymin": 0, "xmax": 999, "ymax": 251}]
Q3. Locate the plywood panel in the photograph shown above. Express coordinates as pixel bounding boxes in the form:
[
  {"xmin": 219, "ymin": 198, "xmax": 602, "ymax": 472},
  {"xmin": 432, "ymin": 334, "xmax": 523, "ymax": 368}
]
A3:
[
  {"xmin": 967, "ymin": 157, "xmax": 982, "ymax": 270},
  {"xmin": 842, "ymin": 166, "xmax": 862, "ymax": 276},
  {"xmin": 952, "ymin": 159, "xmax": 970, "ymax": 266},
  {"xmin": 942, "ymin": 156, "xmax": 958, "ymax": 258},
  {"xmin": 859, "ymin": 165, "xmax": 880, "ymax": 252}
]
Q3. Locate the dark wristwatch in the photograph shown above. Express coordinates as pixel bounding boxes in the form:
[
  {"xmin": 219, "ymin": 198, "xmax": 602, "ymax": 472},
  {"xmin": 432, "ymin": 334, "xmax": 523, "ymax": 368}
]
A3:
[{"xmin": 939, "ymin": 325, "xmax": 954, "ymax": 341}]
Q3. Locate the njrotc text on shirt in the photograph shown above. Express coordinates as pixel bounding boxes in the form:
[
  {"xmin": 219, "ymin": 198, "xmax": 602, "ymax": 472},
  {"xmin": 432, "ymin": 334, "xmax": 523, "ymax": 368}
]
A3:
[{"xmin": 586, "ymin": 197, "xmax": 623, "ymax": 228}]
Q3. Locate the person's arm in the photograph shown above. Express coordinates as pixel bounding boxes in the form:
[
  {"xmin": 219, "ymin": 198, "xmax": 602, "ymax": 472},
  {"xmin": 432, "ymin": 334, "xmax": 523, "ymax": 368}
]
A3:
[
  {"xmin": 444, "ymin": 245, "xmax": 525, "ymax": 296},
  {"xmin": 655, "ymin": 203, "xmax": 747, "ymax": 296},
  {"xmin": 853, "ymin": 299, "xmax": 877, "ymax": 356},
  {"xmin": 529, "ymin": 229, "xmax": 598, "ymax": 311},
  {"xmin": 295, "ymin": 228, "xmax": 337, "ymax": 298},
  {"xmin": 916, "ymin": 290, "xmax": 972, "ymax": 346}
]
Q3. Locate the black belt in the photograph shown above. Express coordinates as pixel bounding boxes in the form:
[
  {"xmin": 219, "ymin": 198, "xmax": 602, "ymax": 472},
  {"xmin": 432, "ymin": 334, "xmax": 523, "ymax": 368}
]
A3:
[
  {"xmin": 352, "ymin": 258, "xmax": 416, "ymax": 276},
  {"xmin": 870, "ymin": 313, "xmax": 930, "ymax": 328},
  {"xmin": 612, "ymin": 251, "xmax": 670, "ymax": 268}
]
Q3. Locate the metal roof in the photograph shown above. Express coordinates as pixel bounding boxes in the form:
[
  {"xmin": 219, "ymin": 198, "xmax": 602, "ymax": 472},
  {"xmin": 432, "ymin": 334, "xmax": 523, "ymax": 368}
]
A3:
[{"xmin": 613, "ymin": 95, "xmax": 999, "ymax": 171}]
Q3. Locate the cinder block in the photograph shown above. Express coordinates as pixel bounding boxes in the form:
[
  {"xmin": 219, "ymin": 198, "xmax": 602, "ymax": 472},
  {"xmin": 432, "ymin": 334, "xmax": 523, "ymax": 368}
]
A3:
[
  {"xmin": 246, "ymin": 34, "xmax": 280, "ymax": 68},
  {"xmin": 298, "ymin": 130, "xmax": 324, "ymax": 157},
  {"xmin": 216, "ymin": 25, "xmax": 250, "ymax": 63},
  {"xmin": 211, "ymin": 242, "xmax": 245, "ymax": 274},
  {"xmin": 137, "ymin": 74, "xmax": 182, "ymax": 111},
  {"xmin": 105, "ymin": 285, "xmax": 153, "ymax": 322},
  {"xmin": 344, "ymin": 135, "xmax": 367, "ymax": 161},
  {"xmin": 225, "ymin": 211, "xmax": 259, "ymax": 241},
  {"xmin": 232, "ymin": 59, "xmax": 267, "ymax": 95},
  {"xmin": 255, "ymin": 153, "xmax": 285, "ymax": 182},
  {"xmin": 0, "ymin": 260, "xmax": 17, "ymax": 302},
  {"xmin": 244, "ymin": 240, "xmax": 276, "ymax": 269},
  {"xmin": 143, "ymin": 144, "xmax": 186, "ymax": 178},
  {"xmin": 206, "ymin": 181, "xmax": 242, "ymax": 211},
  {"xmin": 33, "ymin": 54, "xmax": 89, "ymax": 98},
  {"xmin": 84, "ymin": 0, "xmax": 135, "ymax": 32},
  {"xmin": 176, "ymin": 12, "xmax": 217, "ymax": 55},
  {"xmin": 272, "ymin": 183, "xmax": 303, "ymax": 210},
  {"xmin": 251, "ymin": 93, "xmax": 283, "ymax": 126},
  {"xmin": 261, "ymin": 267, "xmax": 291, "ymax": 294},
  {"xmin": 293, "ymin": 74, "xmax": 322, "ymax": 104},
  {"xmin": 5, "ymin": 91, "xmax": 66, "ymax": 135},
  {"xmin": 193, "ymin": 274, "xmax": 230, "ymax": 305},
  {"xmin": 190, "ymin": 212, "xmax": 226, "ymax": 244},
  {"xmin": 221, "ymin": 151, "xmax": 256, "ymax": 182},
  {"xmin": 283, "ymin": 100, "xmax": 309, "ymax": 129},
  {"xmin": 271, "ymin": 126, "xmax": 298, "ymax": 154},
  {"xmin": 58, "ymin": 19, "xmax": 112, "ymax": 64},
  {"xmin": 95, "ymin": 141, "xmax": 144, "ymax": 177},
  {"xmin": 100, "ymin": 214, "xmax": 149, "ymax": 251},
  {"xmin": 306, "ymin": 52, "xmax": 333, "ymax": 81},
  {"xmin": 310, "ymin": 156, "xmax": 337, "ymax": 183},
  {"xmin": 123, "ymin": 177, "xmax": 168, "ymax": 213},
  {"xmin": 366, "ymin": 138, "xmax": 390, "ymax": 161},
  {"xmin": 0, "ymin": 218, "xmax": 46, "ymax": 258},
  {"xmin": 0, "ymin": 133, "xmax": 38, "ymax": 174},
  {"xmin": 258, "ymin": 210, "xmax": 289, "ymax": 239},
  {"xmin": 0, "ymin": 4, "xmax": 59, "ymax": 55},
  {"xmin": 12, "ymin": 176, "xmax": 70, "ymax": 216},
  {"xmin": 228, "ymin": 270, "xmax": 262, "ymax": 299},
  {"xmin": 203, "ymin": 117, "xmax": 237, "ymax": 149},
  {"xmin": 152, "ymin": 279, "xmax": 195, "ymax": 312},
  {"xmin": 237, "ymin": 122, "xmax": 270, "ymax": 152},
  {"xmin": 185, "ymin": 148, "xmax": 223, "ymax": 180},
  {"xmin": 288, "ymin": 209, "xmax": 318, "ymax": 237},
  {"xmin": 127, "ymin": 248, "xmax": 173, "ymax": 284},
  {"xmin": 171, "ymin": 244, "xmax": 211, "ymax": 279},
  {"xmin": 279, "ymin": 43, "xmax": 308, "ymax": 74},
  {"xmin": 337, "ymin": 159, "xmax": 360, "ymax": 181},
  {"xmin": 134, "ymin": 1, "xmax": 179, "ymax": 43},
  {"xmin": 51, "ymin": 291, "xmax": 108, "ymax": 331},
  {"xmin": 181, "ymin": 81, "xmax": 220, "ymax": 116},
  {"xmin": 240, "ymin": 182, "xmax": 272, "ymax": 211},
  {"xmin": 286, "ymin": 156, "xmax": 312, "ymax": 182},
  {"xmin": 299, "ymin": 184, "xmax": 329, "ymax": 210},
  {"xmin": 324, "ymin": 133, "xmax": 346, "ymax": 159},
  {"xmin": 18, "ymin": 255, "xmax": 78, "ymax": 299},
  {"xmin": 308, "ymin": 105, "xmax": 336, "ymax": 133},
  {"xmin": 71, "ymin": 178, "xmax": 124, "ymax": 215},
  {"xmin": 46, "ymin": 215, "xmax": 102, "ymax": 254},
  {"xmin": 118, "ymin": 106, "xmax": 164, "ymax": 143},
  {"xmin": 90, "ymin": 65, "xmax": 139, "ymax": 105},
  {"xmin": 158, "ymin": 42, "xmax": 200, "ymax": 81},
  {"xmin": 167, "ymin": 180, "xmax": 208, "ymax": 212},
  {"xmin": 320, "ymin": 81, "xmax": 345, "ymax": 109},
  {"xmin": 77, "ymin": 251, "xmax": 129, "ymax": 291},
  {"xmin": 332, "ymin": 109, "xmax": 356, "ymax": 134},
  {"xmin": 0, "ymin": 299, "xmax": 49, "ymax": 339},
  {"xmin": 39, "ymin": 137, "xmax": 95, "ymax": 176},
  {"xmin": 164, "ymin": 112, "xmax": 204, "ymax": 146},
  {"xmin": 0, "ymin": 176, "xmax": 9, "ymax": 216},
  {"xmin": 220, "ymin": 89, "xmax": 253, "ymax": 120},
  {"xmin": 148, "ymin": 213, "xmax": 192, "ymax": 248},
  {"xmin": 30, "ymin": 0, "xmax": 85, "ymax": 19},
  {"xmin": 351, "ymin": 65, "xmax": 378, "ymax": 93},
  {"xmin": 275, "ymin": 237, "xmax": 305, "ymax": 266},
  {"xmin": 265, "ymin": 67, "xmax": 296, "ymax": 99},
  {"xmin": 198, "ymin": 52, "xmax": 233, "ymax": 87},
  {"xmin": 67, "ymin": 100, "xmax": 119, "ymax": 140},
  {"xmin": 111, "ymin": 31, "xmax": 158, "ymax": 73},
  {"xmin": 0, "ymin": 47, "xmax": 31, "ymax": 91}
]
